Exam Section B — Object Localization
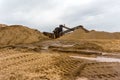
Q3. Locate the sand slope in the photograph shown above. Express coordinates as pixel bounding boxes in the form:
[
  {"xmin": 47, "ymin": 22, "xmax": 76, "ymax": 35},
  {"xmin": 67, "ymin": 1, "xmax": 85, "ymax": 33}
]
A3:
[
  {"xmin": 60, "ymin": 27, "xmax": 120, "ymax": 40},
  {"xmin": 0, "ymin": 25, "xmax": 48, "ymax": 45}
]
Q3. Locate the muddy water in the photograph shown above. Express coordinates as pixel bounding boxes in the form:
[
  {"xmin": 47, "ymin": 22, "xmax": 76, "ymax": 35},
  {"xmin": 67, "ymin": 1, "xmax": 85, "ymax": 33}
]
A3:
[
  {"xmin": 71, "ymin": 56, "xmax": 120, "ymax": 62},
  {"xmin": 40, "ymin": 40, "xmax": 74, "ymax": 50}
]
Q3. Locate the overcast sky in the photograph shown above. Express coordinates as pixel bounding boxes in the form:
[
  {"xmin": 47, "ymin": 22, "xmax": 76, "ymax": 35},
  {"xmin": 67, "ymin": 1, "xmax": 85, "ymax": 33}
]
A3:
[{"xmin": 0, "ymin": 0, "xmax": 120, "ymax": 32}]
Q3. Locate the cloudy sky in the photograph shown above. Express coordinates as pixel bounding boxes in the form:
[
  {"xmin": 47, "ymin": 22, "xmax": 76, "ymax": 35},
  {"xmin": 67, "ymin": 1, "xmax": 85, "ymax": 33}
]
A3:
[{"xmin": 0, "ymin": 0, "xmax": 120, "ymax": 32}]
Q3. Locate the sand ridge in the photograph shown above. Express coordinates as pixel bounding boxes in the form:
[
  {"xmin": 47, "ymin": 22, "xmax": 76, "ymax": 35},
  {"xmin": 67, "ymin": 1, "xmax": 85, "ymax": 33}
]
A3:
[{"xmin": 59, "ymin": 27, "xmax": 120, "ymax": 40}]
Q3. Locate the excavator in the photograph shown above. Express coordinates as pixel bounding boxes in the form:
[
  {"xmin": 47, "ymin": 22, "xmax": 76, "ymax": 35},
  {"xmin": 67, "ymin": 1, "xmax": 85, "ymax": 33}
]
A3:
[{"xmin": 43, "ymin": 25, "xmax": 89, "ymax": 39}]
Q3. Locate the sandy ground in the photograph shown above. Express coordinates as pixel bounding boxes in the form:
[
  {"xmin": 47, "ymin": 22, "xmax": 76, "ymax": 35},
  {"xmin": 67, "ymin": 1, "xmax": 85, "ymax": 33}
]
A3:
[
  {"xmin": 0, "ymin": 49, "xmax": 88, "ymax": 80},
  {"xmin": 40, "ymin": 40, "xmax": 120, "ymax": 80},
  {"xmin": 0, "ymin": 40, "xmax": 120, "ymax": 80}
]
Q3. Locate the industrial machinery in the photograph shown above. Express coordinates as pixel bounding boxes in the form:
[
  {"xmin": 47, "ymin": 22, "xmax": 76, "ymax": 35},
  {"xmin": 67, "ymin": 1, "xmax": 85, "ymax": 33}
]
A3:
[{"xmin": 43, "ymin": 25, "xmax": 88, "ymax": 39}]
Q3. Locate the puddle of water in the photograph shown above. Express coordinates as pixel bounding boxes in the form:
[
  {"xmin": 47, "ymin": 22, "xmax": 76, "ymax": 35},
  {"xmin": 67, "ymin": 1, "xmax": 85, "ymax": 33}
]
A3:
[
  {"xmin": 51, "ymin": 44, "xmax": 74, "ymax": 47},
  {"xmin": 71, "ymin": 56, "xmax": 120, "ymax": 62},
  {"xmin": 41, "ymin": 44, "xmax": 74, "ymax": 50},
  {"xmin": 96, "ymin": 57, "xmax": 120, "ymax": 62}
]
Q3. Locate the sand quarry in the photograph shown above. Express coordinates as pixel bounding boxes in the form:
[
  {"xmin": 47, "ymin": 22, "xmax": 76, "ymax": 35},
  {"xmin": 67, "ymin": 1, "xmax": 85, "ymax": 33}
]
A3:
[{"xmin": 0, "ymin": 24, "xmax": 120, "ymax": 80}]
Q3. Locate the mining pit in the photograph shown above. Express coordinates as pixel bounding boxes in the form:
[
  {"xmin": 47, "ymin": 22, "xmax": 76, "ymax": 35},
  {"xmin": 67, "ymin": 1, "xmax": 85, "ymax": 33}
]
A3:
[{"xmin": 0, "ymin": 25, "xmax": 120, "ymax": 80}]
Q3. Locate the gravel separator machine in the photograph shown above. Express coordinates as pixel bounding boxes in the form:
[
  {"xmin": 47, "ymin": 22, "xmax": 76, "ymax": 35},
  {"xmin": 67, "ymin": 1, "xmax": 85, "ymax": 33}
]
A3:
[{"xmin": 43, "ymin": 25, "xmax": 89, "ymax": 39}]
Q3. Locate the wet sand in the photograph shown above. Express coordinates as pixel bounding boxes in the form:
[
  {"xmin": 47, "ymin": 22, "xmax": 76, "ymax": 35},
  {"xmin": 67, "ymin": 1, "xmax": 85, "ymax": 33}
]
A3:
[
  {"xmin": 71, "ymin": 56, "xmax": 120, "ymax": 62},
  {"xmin": 0, "ymin": 40, "xmax": 120, "ymax": 80}
]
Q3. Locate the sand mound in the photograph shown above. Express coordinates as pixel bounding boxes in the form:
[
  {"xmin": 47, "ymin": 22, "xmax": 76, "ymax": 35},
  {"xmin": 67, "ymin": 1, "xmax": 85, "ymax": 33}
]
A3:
[
  {"xmin": 59, "ymin": 27, "xmax": 120, "ymax": 40},
  {"xmin": 0, "ymin": 24, "xmax": 7, "ymax": 27},
  {"xmin": 0, "ymin": 25, "xmax": 48, "ymax": 45}
]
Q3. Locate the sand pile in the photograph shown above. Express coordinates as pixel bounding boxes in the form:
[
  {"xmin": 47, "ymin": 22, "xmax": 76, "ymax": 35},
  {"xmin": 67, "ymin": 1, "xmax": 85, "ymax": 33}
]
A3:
[
  {"xmin": 0, "ymin": 24, "xmax": 7, "ymax": 27},
  {"xmin": 0, "ymin": 25, "xmax": 48, "ymax": 45},
  {"xmin": 59, "ymin": 27, "xmax": 120, "ymax": 40},
  {"xmin": 58, "ymin": 27, "xmax": 120, "ymax": 52}
]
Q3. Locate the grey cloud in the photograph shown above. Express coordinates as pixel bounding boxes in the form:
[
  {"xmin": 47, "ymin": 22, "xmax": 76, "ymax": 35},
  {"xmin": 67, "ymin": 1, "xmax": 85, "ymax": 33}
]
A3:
[
  {"xmin": 0, "ymin": 0, "xmax": 58, "ymax": 27},
  {"xmin": 60, "ymin": 0, "xmax": 120, "ymax": 32},
  {"xmin": 0, "ymin": 0, "xmax": 120, "ymax": 32}
]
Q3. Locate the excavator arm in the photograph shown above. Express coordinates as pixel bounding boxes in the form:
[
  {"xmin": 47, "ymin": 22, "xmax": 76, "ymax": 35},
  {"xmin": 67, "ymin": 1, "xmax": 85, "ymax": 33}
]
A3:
[
  {"xmin": 62, "ymin": 25, "xmax": 82, "ymax": 34},
  {"xmin": 62, "ymin": 25, "xmax": 71, "ymax": 30}
]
